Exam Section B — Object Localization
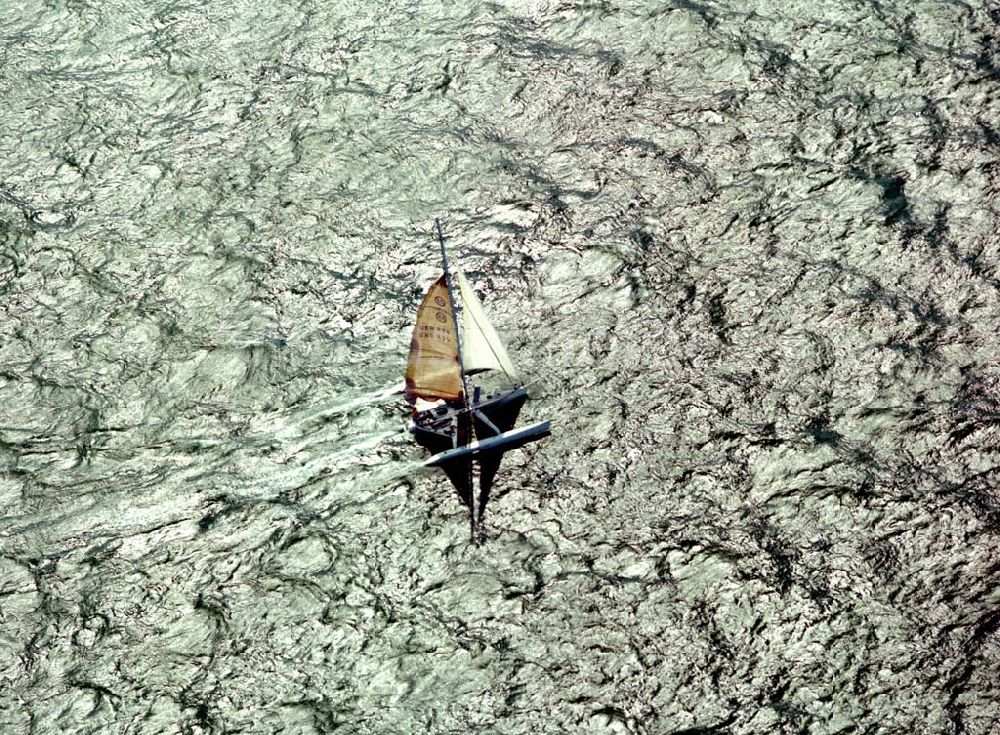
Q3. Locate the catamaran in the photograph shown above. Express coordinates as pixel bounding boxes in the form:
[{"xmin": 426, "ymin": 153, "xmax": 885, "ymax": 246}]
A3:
[{"xmin": 405, "ymin": 220, "xmax": 550, "ymax": 538}]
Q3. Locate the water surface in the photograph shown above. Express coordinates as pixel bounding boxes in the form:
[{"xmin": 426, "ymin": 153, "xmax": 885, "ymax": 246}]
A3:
[{"xmin": 1, "ymin": 1, "xmax": 998, "ymax": 733}]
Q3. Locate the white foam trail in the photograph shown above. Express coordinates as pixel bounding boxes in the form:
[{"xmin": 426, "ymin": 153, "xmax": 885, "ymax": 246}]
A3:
[
  {"xmin": 261, "ymin": 382, "xmax": 407, "ymax": 441},
  {"xmin": 378, "ymin": 381, "xmax": 406, "ymax": 399}
]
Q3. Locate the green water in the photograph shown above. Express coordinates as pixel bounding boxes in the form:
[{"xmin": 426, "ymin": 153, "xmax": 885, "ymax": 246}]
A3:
[{"xmin": 1, "ymin": 1, "xmax": 998, "ymax": 733}]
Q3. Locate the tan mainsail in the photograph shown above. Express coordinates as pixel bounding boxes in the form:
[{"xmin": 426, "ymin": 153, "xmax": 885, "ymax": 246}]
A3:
[
  {"xmin": 456, "ymin": 272, "xmax": 518, "ymax": 379},
  {"xmin": 405, "ymin": 275, "xmax": 463, "ymax": 402}
]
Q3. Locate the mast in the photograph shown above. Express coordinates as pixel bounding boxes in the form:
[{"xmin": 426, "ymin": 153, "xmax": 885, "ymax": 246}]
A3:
[
  {"xmin": 436, "ymin": 219, "xmax": 478, "ymax": 540},
  {"xmin": 436, "ymin": 218, "xmax": 471, "ymax": 406}
]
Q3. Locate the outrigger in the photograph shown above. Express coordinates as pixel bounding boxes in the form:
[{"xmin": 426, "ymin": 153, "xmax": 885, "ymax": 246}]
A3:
[{"xmin": 405, "ymin": 220, "xmax": 550, "ymax": 539}]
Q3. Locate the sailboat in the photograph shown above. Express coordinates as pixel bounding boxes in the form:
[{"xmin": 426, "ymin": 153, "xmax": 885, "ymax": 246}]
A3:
[{"xmin": 405, "ymin": 220, "xmax": 550, "ymax": 538}]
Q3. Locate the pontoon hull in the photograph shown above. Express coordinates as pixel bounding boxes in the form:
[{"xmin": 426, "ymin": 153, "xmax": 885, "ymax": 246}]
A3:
[{"xmin": 424, "ymin": 421, "xmax": 551, "ymax": 468}]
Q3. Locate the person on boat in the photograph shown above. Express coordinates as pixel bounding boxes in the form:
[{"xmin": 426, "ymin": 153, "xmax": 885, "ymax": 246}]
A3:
[
  {"xmin": 413, "ymin": 397, "xmax": 446, "ymax": 415},
  {"xmin": 412, "ymin": 397, "xmax": 455, "ymax": 433}
]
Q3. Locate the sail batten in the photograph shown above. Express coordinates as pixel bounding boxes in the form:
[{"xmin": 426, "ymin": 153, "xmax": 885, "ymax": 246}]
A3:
[
  {"xmin": 405, "ymin": 276, "xmax": 463, "ymax": 402},
  {"xmin": 456, "ymin": 272, "xmax": 518, "ymax": 379}
]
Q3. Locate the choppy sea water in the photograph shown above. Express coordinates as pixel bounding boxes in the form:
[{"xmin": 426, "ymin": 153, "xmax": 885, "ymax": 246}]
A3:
[{"xmin": 1, "ymin": 1, "xmax": 998, "ymax": 733}]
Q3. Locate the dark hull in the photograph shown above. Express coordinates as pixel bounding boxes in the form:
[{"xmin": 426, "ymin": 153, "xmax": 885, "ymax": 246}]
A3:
[
  {"xmin": 411, "ymin": 387, "xmax": 533, "ymax": 536},
  {"xmin": 412, "ymin": 409, "xmax": 474, "ymax": 515},
  {"xmin": 472, "ymin": 389, "xmax": 528, "ymax": 526}
]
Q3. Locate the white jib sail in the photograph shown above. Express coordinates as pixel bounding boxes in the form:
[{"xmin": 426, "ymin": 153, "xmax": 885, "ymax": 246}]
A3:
[{"xmin": 456, "ymin": 271, "xmax": 518, "ymax": 379}]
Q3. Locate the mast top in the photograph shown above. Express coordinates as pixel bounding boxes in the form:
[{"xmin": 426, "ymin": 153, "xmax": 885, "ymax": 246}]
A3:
[{"xmin": 435, "ymin": 217, "xmax": 446, "ymax": 259}]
